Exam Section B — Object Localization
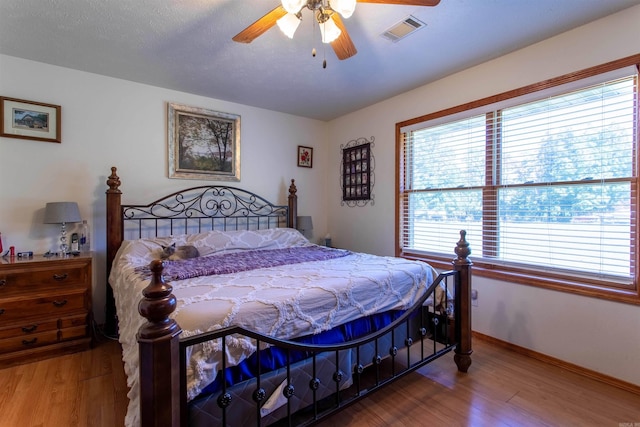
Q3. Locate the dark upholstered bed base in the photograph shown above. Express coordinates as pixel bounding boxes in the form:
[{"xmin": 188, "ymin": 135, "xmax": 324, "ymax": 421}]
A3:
[{"xmin": 189, "ymin": 347, "xmax": 352, "ymax": 426}]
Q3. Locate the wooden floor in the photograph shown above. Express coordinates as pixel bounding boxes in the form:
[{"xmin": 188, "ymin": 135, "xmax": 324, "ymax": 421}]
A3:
[{"xmin": 1, "ymin": 334, "xmax": 638, "ymax": 427}]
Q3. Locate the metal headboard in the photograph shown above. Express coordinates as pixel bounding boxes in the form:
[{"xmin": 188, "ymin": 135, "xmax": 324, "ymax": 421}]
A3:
[
  {"xmin": 105, "ymin": 166, "xmax": 298, "ymax": 336},
  {"xmin": 121, "ymin": 186, "xmax": 290, "ymax": 240}
]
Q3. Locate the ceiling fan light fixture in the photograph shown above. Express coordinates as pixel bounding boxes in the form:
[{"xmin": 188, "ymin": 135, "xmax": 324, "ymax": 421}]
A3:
[
  {"xmin": 281, "ymin": 0, "xmax": 306, "ymax": 14},
  {"xmin": 277, "ymin": 13, "xmax": 301, "ymax": 38},
  {"xmin": 329, "ymin": 0, "xmax": 356, "ymax": 19},
  {"xmin": 319, "ymin": 17, "xmax": 341, "ymax": 43}
]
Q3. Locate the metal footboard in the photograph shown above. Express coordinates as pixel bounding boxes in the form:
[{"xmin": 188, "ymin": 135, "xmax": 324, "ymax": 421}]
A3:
[
  {"xmin": 134, "ymin": 230, "xmax": 472, "ymax": 427},
  {"xmin": 180, "ymin": 271, "xmax": 459, "ymax": 427}
]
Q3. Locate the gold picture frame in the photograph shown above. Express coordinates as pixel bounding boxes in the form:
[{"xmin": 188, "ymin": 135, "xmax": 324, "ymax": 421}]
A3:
[
  {"xmin": 0, "ymin": 97, "xmax": 61, "ymax": 143},
  {"xmin": 167, "ymin": 103, "xmax": 241, "ymax": 181}
]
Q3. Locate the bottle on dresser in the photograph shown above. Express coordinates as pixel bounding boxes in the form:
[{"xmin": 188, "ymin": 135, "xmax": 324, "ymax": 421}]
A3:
[{"xmin": 80, "ymin": 220, "xmax": 90, "ymax": 252}]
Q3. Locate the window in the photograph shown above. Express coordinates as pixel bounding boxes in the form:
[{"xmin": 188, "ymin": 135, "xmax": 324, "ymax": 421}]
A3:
[{"xmin": 397, "ymin": 57, "xmax": 640, "ymax": 301}]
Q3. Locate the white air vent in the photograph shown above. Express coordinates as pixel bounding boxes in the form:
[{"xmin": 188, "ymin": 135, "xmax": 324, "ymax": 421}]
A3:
[{"xmin": 381, "ymin": 15, "xmax": 426, "ymax": 42}]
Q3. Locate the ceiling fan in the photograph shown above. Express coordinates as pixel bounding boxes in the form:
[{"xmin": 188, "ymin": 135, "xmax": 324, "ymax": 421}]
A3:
[{"xmin": 232, "ymin": 0, "xmax": 441, "ymax": 62}]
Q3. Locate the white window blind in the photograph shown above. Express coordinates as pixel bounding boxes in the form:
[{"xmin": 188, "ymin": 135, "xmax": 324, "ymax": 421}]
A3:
[{"xmin": 400, "ymin": 69, "xmax": 638, "ymax": 285}]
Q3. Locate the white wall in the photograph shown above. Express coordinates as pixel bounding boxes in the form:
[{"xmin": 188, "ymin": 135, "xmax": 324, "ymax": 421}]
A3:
[
  {"xmin": 2, "ymin": 4, "xmax": 639, "ymax": 390},
  {"xmin": 327, "ymin": 5, "xmax": 640, "ymax": 386},
  {"xmin": 0, "ymin": 55, "xmax": 329, "ymax": 324}
]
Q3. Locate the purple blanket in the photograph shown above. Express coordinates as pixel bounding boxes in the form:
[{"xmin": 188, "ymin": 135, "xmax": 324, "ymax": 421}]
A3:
[{"xmin": 136, "ymin": 246, "xmax": 351, "ymax": 281}]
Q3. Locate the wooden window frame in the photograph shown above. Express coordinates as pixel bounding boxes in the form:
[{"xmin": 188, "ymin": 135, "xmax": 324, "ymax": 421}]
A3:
[{"xmin": 396, "ymin": 54, "xmax": 640, "ymax": 305}]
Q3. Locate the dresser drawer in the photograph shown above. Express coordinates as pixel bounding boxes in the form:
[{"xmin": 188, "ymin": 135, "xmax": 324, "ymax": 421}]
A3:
[
  {"xmin": 0, "ymin": 290, "xmax": 87, "ymax": 322},
  {"xmin": 0, "ymin": 330, "xmax": 59, "ymax": 354},
  {"xmin": 59, "ymin": 325, "xmax": 88, "ymax": 341},
  {"xmin": 59, "ymin": 313, "xmax": 88, "ymax": 329},
  {"xmin": 0, "ymin": 264, "xmax": 87, "ymax": 296},
  {"xmin": 0, "ymin": 318, "xmax": 59, "ymax": 340},
  {"xmin": 59, "ymin": 313, "xmax": 89, "ymax": 341}
]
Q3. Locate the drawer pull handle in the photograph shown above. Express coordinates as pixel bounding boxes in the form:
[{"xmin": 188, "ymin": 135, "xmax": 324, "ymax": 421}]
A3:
[
  {"xmin": 22, "ymin": 324, "xmax": 38, "ymax": 333},
  {"xmin": 22, "ymin": 338, "xmax": 38, "ymax": 346},
  {"xmin": 53, "ymin": 299, "xmax": 68, "ymax": 307},
  {"xmin": 0, "ymin": 279, "xmax": 6, "ymax": 287},
  {"xmin": 0, "ymin": 308, "xmax": 4, "ymax": 315},
  {"xmin": 53, "ymin": 273, "xmax": 68, "ymax": 281}
]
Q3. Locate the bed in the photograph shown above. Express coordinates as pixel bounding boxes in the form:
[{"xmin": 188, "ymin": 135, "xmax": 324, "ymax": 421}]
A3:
[{"xmin": 105, "ymin": 166, "xmax": 473, "ymax": 427}]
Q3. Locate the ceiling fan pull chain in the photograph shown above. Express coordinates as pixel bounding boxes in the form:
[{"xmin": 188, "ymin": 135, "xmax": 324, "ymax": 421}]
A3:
[
  {"xmin": 323, "ymin": 44, "xmax": 327, "ymax": 69},
  {"xmin": 321, "ymin": 19, "xmax": 327, "ymax": 68},
  {"xmin": 312, "ymin": 15, "xmax": 317, "ymax": 58}
]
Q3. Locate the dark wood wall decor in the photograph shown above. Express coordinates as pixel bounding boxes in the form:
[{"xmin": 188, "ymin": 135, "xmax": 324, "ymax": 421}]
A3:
[{"xmin": 341, "ymin": 136, "xmax": 375, "ymax": 206}]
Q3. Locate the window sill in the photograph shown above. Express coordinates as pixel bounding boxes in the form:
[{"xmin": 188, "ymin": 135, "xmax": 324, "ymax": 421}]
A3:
[{"xmin": 401, "ymin": 252, "xmax": 640, "ymax": 306}]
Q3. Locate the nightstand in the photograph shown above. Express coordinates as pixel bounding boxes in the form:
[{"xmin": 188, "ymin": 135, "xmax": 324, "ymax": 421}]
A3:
[{"xmin": 0, "ymin": 254, "xmax": 92, "ymax": 367}]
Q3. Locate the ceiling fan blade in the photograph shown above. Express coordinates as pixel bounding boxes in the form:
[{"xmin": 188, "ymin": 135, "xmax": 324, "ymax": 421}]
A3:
[
  {"xmin": 356, "ymin": 0, "xmax": 440, "ymax": 5},
  {"xmin": 330, "ymin": 14, "xmax": 357, "ymax": 60},
  {"xmin": 232, "ymin": 5, "xmax": 288, "ymax": 43}
]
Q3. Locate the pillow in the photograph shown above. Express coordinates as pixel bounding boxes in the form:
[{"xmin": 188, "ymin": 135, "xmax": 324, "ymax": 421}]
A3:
[
  {"xmin": 189, "ymin": 228, "xmax": 311, "ymax": 256},
  {"xmin": 117, "ymin": 228, "xmax": 311, "ymax": 265}
]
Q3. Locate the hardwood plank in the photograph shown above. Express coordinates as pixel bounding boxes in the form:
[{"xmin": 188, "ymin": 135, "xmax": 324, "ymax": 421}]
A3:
[
  {"xmin": 317, "ymin": 339, "xmax": 640, "ymax": 426},
  {"xmin": 0, "ymin": 335, "xmax": 638, "ymax": 427},
  {"xmin": 77, "ymin": 373, "xmax": 116, "ymax": 426},
  {"xmin": 0, "ymin": 335, "xmax": 125, "ymax": 427}
]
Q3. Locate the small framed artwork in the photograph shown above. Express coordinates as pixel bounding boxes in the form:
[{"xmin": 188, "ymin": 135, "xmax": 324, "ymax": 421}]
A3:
[
  {"xmin": 0, "ymin": 97, "xmax": 61, "ymax": 143},
  {"xmin": 297, "ymin": 145, "xmax": 313, "ymax": 168},
  {"xmin": 168, "ymin": 103, "xmax": 241, "ymax": 181}
]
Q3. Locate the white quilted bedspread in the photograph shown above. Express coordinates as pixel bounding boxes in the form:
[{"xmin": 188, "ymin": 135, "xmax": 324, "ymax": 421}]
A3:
[{"xmin": 109, "ymin": 228, "xmax": 435, "ymax": 427}]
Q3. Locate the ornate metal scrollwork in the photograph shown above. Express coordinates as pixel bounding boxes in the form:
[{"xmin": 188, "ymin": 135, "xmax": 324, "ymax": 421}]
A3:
[
  {"xmin": 122, "ymin": 185, "xmax": 289, "ymax": 238},
  {"xmin": 124, "ymin": 186, "xmax": 287, "ymax": 221}
]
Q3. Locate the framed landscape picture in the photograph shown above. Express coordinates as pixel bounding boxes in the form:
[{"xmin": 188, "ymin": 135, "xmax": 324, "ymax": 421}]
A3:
[
  {"xmin": 0, "ymin": 97, "xmax": 61, "ymax": 143},
  {"xmin": 167, "ymin": 103, "xmax": 241, "ymax": 181}
]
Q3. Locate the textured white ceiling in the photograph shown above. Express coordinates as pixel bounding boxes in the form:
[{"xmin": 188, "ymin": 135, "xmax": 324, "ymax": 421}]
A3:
[{"xmin": 1, "ymin": 0, "xmax": 639, "ymax": 121}]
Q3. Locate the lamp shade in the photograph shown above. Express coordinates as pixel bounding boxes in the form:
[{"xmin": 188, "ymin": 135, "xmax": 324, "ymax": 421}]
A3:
[
  {"xmin": 44, "ymin": 202, "xmax": 82, "ymax": 224},
  {"xmin": 296, "ymin": 216, "xmax": 313, "ymax": 231},
  {"xmin": 281, "ymin": 0, "xmax": 305, "ymax": 14},
  {"xmin": 330, "ymin": 0, "xmax": 356, "ymax": 19},
  {"xmin": 277, "ymin": 13, "xmax": 301, "ymax": 39},
  {"xmin": 319, "ymin": 18, "xmax": 341, "ymax": 43}
]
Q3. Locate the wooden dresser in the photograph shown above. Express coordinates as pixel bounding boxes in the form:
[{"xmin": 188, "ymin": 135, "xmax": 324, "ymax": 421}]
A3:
[{"xmin": 0, "ymin": 254, "xmax": 92, "ymax": 367}]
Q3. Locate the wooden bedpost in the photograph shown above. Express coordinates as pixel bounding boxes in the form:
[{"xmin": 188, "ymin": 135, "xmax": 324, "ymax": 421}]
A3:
[
  {"xmin": 288, "ymin": 179, "xmax": 298, "ymax": 229},
  {"xmin": 138, "ymin": 260, "xmax": 182, "ymax": 427},
  {"xmin": 453, "ymin": 230, "xmax": 473, "ymax": 373},
  {"xmin": 105, "ymin": 166, "xmax": 122, "ymax": 336}
]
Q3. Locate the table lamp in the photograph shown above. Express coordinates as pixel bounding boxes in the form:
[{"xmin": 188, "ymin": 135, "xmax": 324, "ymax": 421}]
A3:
[
  {"xmin": 44, "ymin": 202, "xmax": 82, "ymax": 254},
  {"xmin": 296, "ymin": 215, "xmax": 313, "ymax": 239}
]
